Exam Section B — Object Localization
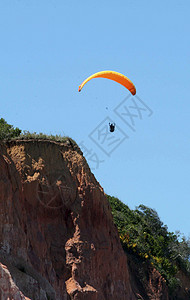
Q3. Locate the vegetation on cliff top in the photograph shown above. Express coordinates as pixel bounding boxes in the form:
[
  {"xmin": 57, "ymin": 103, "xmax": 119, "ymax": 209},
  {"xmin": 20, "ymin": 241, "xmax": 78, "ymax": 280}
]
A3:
[
  {"xmin": 0, "ymin": 118, "xmax": 21, "ymax": 140},
  {"xmin": 0, "ymin": 118, "xmax": 76, "ymax": 145},
  {"xmin": 107, "ymin": 195, "xmax": 190, "ymax": 294}
]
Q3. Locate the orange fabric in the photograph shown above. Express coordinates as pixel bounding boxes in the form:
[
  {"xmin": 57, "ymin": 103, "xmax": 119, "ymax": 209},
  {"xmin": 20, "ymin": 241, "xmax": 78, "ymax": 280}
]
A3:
[{"xmin": 78, "ymin": 70, "xmax": 136, "ymax": 95}]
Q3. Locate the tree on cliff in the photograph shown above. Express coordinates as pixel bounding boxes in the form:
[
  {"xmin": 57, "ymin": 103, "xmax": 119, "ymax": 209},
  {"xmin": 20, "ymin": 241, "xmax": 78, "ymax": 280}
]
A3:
[
  {"xmin": 107, "ymin": 195, "xmax": 190, "ymax": 296},
  {"xmin": 0, "ymin": 118, "xmax": 21, "ymax": 140}
]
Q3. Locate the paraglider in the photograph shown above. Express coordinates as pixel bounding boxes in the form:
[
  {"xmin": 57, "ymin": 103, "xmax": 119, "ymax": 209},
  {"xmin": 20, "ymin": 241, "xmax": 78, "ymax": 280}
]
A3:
[
  {"xmin": 109, "ymin": 123, "xmax": 115, "ymax": 132},
  {"xmin": 78, "ymin": 70, "xmax": 136, "ymax": 95},
  {"xmin": 78, "ymin": 70, "xmax": 136, "ymax": 133}
]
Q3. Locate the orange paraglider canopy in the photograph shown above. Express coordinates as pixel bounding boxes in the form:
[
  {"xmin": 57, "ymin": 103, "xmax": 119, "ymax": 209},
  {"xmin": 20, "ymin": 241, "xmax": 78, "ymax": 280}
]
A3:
[{"xmin": 78, "ymin": 70, "xmax": 136, "ymax": 95}]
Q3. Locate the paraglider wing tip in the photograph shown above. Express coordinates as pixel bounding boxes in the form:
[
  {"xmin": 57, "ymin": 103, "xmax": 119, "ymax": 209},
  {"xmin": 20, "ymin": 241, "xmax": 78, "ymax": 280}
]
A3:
[
  {"xmin": 131, "ymin": 88, "xmax": 136, "ymax": 96},
  {"xmin": 78, "ymin": 86, "xmax": 82, "ymax": 92}
]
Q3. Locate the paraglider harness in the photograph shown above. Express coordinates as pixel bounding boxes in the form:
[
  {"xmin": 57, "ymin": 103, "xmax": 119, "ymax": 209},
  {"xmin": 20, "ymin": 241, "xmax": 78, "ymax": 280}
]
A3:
[{"xmin": 109, "ymin": 123, "xmax": 115, "ymax": 132}]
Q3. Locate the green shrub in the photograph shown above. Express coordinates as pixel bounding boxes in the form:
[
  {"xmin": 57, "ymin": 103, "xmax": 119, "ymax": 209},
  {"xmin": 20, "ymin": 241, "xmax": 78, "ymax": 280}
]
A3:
[{"xmin": 0, "ymin": 118, "xmax": 21, "ymax": 140}]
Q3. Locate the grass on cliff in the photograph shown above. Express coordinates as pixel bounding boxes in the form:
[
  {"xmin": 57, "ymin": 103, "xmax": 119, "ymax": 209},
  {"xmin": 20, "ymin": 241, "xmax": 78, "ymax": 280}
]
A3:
[
  {"xmin": 107, "ymin": 195, "xmax": 190, "ymax": 295},
  {"xmin": 0, "ymin": 118, "xmax": 76, "ymax": 145},
  {"xmin": 14, "ymin": 131, "xmax": 76, "ymax": 144}
]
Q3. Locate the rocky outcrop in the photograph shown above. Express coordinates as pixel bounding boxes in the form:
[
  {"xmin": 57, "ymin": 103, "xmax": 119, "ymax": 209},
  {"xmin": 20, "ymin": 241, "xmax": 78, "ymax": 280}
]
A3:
[{"xmin": 0, "ymin": 140, "xmax": 136, "ymax": 299}]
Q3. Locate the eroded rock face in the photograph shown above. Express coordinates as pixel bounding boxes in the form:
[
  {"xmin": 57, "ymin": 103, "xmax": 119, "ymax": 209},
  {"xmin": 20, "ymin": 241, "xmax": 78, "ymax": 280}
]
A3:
[
  {"xmin": 0, "ymin": 262, "xmax": 30, "ymax": 300},
  {"xmin": 0, "ymin": 140, "xmax": 135, "ymax": 299}
]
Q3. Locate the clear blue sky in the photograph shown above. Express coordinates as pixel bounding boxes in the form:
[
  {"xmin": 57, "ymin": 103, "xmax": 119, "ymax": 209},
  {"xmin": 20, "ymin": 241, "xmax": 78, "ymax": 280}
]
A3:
[{"xmin": 1, "ymin": 1, "xmax": 190, "ymax": 237}]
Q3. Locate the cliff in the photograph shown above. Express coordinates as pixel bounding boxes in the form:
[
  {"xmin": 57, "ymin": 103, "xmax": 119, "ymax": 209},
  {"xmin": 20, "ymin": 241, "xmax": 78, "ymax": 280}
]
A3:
[{"xmin": 0, "ymin": 139, "xmax": 135, "ymax": 300}]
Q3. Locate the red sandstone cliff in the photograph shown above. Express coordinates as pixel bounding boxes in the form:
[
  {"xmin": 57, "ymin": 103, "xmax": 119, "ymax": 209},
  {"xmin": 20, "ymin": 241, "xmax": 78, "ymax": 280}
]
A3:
[{"xmin": 0, "ymin": 140, "xmax": 136, "ymax": 300}]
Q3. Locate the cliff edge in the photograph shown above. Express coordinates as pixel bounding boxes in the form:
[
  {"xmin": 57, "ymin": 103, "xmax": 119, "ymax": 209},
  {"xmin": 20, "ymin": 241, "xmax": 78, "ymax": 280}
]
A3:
[{"xmin": 0, "ymin": 140, "xmax": 135, "ymax": 300}]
